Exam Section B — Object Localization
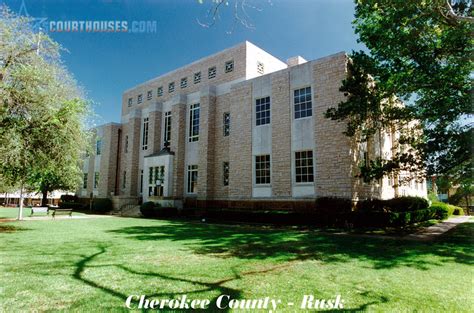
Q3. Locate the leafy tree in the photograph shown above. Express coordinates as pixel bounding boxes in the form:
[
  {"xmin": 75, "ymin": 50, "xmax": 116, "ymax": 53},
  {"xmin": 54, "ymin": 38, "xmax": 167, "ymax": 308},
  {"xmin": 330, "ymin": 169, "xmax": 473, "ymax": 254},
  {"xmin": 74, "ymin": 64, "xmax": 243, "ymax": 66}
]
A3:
[
  {"xmin": 326, "ymin": 0, "xmax": 473, "ymax": 184},
  {"xmin": 0, "ymin": 7, "xmax": 90, "ymax": 219}
]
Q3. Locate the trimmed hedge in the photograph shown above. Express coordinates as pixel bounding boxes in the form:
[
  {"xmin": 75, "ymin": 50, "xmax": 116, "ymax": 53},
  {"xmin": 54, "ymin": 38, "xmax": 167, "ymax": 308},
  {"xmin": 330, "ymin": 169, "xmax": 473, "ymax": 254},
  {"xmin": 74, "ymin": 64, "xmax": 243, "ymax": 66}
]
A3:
[
  {"xmin": 60, "ymin": 194, "xmax": 79, "ymax": 203},
  {"xmin": 430, "ymin": 202, "xmax": 464, "ymax": 218},
  {"xmin": 92, "ymin": 198, "xmax": 113, "ymax": 213},
  {"xmin": 357, "ymin": 196, "xmax": 429, "ymax": 212},
  {"xmin": 58, "ymin": 202, "xmax": 84, "ymax": 210},
  {"xmin": 140, "ymin": 202, "xmax": 178, "ymax": 218}
]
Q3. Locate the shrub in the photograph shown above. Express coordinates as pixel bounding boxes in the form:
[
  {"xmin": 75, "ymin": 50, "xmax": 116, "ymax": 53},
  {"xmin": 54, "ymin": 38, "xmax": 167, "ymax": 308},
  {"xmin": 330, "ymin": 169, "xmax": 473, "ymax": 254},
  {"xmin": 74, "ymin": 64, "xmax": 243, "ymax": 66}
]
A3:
[
  {"xmin": 60, "ymin": 194, "xmax": 79, "ymax": 203},
  {"xmin": 154, "ymin": 206, "xmax": 178, "ymax": 217},
  {"xmin": 430, "ymin": 202, "xmax": 450, "ymax": 220},
  {"xmin": 92, "ymin": 198, "xmax": 113, "ymax": 213},
  {"xmin": 453, "ymin": 207, "xmax": 464, "ymax": 215},
  {"xmin": 315, "ymin": 197, "xmax": 352, "ymax": 213},
  {"xmin": 58, "ymin": 202, "xmax": 84, "ymax": 210},
  {"xmin": 356, "ymin": 196, "xmax": 429, "ymax": 213},
  {"xmin": 140, "ymin": 202, "xmax": 157, "ymax": 218}
]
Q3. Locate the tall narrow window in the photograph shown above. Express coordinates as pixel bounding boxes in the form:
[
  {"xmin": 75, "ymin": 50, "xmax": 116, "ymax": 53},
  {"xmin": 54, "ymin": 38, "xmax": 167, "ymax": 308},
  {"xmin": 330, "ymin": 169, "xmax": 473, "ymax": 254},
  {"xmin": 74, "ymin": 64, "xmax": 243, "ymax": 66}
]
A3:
[
  {"xmin": 294, "ymin": 87, "xmax": 312, "ymax": 119},
  {"xmin": 125, "ymin": 135, "xmax": 129, "ymax": 153},
  {"xmin": 157, "ymin": 86, "xmax": 163, "ymax": 97},
  {"xmin": 147, "ymin": 90, "xmax": 152, "ymax": 100},
  {"xmin": 255, "ymin": 155, "xmax": 271, "ymax": 184},
  {"xmin": 148, "ymin": 166, "xmax": 165, "ymax": 196},
  {"xmin": 96, "ymin": 139, "xmax": 102, "ymax": 155},
  {"xmin": 128, "ymin": 98, "xmax": 133, "ymax": 107},
  {"xmin": 164, "ymin": 111, "xmax": 172, "ymax": 146},
  {"xmin": 94, "ymin": 172, "xmax": 100, "ymax": 189},
  {"xmin": 295, "ymin": 150, "xmax": 314, "ymax": 183},
  {"xmin": 223, "ymin": 162, "xmax": 229, "ymax": 186},
  {"xmin": 225, "ymin": 60, "xmax": 234, "ymax": 73},
  {"xmin": 122, "ymin": 171, "xmax": 127, "ymax": 189},
  {"xmin": 208, "ymin": 66, "xmax": 216, "ymax": 79},
  {"xmin": 189, "ymin": 103, "xmax": 200, "ymax": 142},
  {"xmin": 257, "ymin": 61, "xmax": 264, "ymax": 74},
  {"xmin": 137, "ymin": 94, "xmax": 143, "ymax": 104},
  {"xmin": 180, "ymin": 77, "xmax": 188, "ymax": 89},
  {"xmin": 223, "ymin": 112, "xmax": 230, "ymax": 137},
  {"xmin": 140, "ymin": 170, "xmax": 143, "ymax": 194},
  {"xmin": 256, "ymin": 96, "xmax": 271, "ymax": 126},
  {"xmin": 83, "ymin": 173, "xmax": 88, "ymax": 189},
  {"xmin": 194, "ymin": 72, "xmax": 201, "ymax": 84},
  {"xmin": 168, "ymin": 82, "xmax": 175, "ymax": 93},
  {"xmin": 142, "ymin": 117, "xmax": 149, "ymax": 150},
  {"xmin": 187, "ymin": 165, "xmax": 198, "ymax": 193}
]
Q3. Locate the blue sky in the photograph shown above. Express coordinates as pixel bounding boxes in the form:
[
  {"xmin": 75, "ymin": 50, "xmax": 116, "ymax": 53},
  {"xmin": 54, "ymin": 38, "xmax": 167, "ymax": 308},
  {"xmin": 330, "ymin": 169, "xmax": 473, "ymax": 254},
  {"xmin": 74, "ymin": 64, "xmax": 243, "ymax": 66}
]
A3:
[{"xmin": 3, "ymin": 0, "xmax": 364, "ymax": 124}]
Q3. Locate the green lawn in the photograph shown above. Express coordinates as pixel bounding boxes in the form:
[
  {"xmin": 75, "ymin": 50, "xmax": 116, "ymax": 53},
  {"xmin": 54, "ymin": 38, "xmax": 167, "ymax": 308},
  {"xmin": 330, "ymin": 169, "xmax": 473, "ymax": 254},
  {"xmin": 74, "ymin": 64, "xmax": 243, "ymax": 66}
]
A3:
[{"xmin": 0, "ymin": 207, "xmax": 473, "ymax": 312}]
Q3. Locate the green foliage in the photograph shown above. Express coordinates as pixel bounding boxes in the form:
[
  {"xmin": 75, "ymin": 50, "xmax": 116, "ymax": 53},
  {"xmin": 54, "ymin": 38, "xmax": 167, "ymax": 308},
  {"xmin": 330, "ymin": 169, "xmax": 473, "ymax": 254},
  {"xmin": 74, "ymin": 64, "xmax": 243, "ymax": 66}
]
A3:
[
  {"xmin": 429, "ymin": 201, "xmax": 463, "ymax": 218},
  {"xmin": 58, "ymin": 202, "xmax": 84, "ymax": 210},
  {"xmin": 92, "ymin": 198, "xmax": 112, "ymax": 213},
  {"xmin": 357, "ymin": 196, "xmax": 429, "ymax": 213},
  {"xmin": 428, "ymin": 192, "xmax": 439, "ymax": 203},
  {"xmin": 140, "ymin": 201, "xmax": 157, "ymax": 218},
  {"xmin": 326, "ymin": 0, "xmax": 473, "ymax": 181},
  {"xmin": 0, "ymin": 7, "xmax": 91, "ymax": 206}
]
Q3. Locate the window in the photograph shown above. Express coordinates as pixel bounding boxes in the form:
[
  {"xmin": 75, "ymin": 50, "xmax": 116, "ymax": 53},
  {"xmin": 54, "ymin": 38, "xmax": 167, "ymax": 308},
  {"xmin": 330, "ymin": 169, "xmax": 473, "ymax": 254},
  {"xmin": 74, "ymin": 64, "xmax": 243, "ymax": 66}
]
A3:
[
  {"xmin": 225, "ymin": 60, "xmax": 234, "ymax": 73},
  {"xmin": 168, "ymin": 82, "xmax": 175, "ymax": 93},
  {"xmin": 256, "ymin": 96, "xmax": 271, "ymax": 126},
  {"xmin": 255, "ymin": 155, "xmax": 271, "ymax": 184},
  {"xmin": 180, "ymin": 77, "xmax": 187, "ymax": 89},
  {"xmin": 122, "ymin": 171, "xmax": 127, "ymax": 189},
  {"xmin": 189, "ymin": 103, "xmax": 200, "ymax": 142},
  {"xmin": 223, "ymin": 162, "xmax": 229, "ymax": 186},
  {"xmin": 157, "ymin": 86, "xmax": 163, "ymax": 97},
  {"xmin": 164, "ymin": 111, "xmax": 172, "ymax": 146},
  {"xmin": 257, "ymin": 61, "xmax": 264, "ymax": 74},
  {"xmin": 83, "ymin": 173, "xmax": 88, "ymax": 189},
  {"xmin": 148, "ymin": 166, "xmax": 165, "ymax": 196},
  {"xmin": 223, "ymin": 112, "xmax": 230, "ymax": 136},
  {"xmin": 125, "ymin": 135, "xmax": 129, "ymax": 153},
  {"xmin": 294, "ymin": 87, "xmax": 312, "ymax": 119},
  {"xmin": 137, "ymin": 94, "xmax": 143, "ymax": 104},
  {"xmin": 142, "ymin": 117, "xmax": 149, "ymax": 150},
  {"xmin": 140, "ymin": 170, "xmax": 143, "ymax": 194},
  {"xmin": 187, "ymin": 165, "xmax": 198, "ymax": 194},
  {"xmin": 128, "ymin": 98, "xmax": 133, "ymax": 107},
  {"xmin": 208, "ymin": 66, "xmax": 216, "ymax": 79},
  {"xmin": 94, "ymin": 172, "xmax": 99, "ymax": 189},
  {"xmin": 147, "ymin": 90, "xmax": 152, "ymax": 100},
  {"xmin": 96, "ymin": 139, "xmax": 102, "ymax": 155},
  {"xmin": 295, "ymin": 150, "xmax": 314, "ymax": 183},
  {"xmin": 194, "ymin": 72, "xmax": 201, "ymax": 84}
]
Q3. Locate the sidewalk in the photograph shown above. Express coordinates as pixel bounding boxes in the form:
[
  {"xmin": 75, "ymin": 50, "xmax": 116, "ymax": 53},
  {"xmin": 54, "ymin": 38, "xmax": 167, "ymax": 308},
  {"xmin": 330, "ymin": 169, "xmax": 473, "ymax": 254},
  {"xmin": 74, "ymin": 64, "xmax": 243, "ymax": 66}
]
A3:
[
  {"xmin": 404, "ymin": 215, "xmax": 472, "ymax": 241},
  {"xmin": 0, "ymin": 214, "xmax": 113, "ymax": 223}
]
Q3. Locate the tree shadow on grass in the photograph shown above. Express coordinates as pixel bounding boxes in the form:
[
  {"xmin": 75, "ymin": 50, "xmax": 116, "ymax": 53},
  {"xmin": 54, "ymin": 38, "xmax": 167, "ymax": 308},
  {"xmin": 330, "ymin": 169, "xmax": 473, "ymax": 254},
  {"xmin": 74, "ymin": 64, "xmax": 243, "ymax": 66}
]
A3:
[
  {"xmin": 71, "ymin": 245, "xmax": 391, "ymax": 312},
  {"xmin": 0, "ymin": 224, "xmax": 30, "ymax": 233},
  {"xmin": 107, "ymin": 220, "xmax": 474, "ymax": 270},
  {"xmin": 71, "ymin": 245, "xmax": 301, "ymax": 312}
]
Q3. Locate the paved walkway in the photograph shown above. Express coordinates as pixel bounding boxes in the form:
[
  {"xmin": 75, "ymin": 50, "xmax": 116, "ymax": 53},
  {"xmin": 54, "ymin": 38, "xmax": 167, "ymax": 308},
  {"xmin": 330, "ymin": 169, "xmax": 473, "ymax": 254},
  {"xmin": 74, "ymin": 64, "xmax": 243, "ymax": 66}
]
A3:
[
  {"xmin": 404, "ymin": 215, "xmax": 471, "ymax": 241},
  {"xmin": 0, "ymin": 214, "xmax": 113, "ymax": 223}
]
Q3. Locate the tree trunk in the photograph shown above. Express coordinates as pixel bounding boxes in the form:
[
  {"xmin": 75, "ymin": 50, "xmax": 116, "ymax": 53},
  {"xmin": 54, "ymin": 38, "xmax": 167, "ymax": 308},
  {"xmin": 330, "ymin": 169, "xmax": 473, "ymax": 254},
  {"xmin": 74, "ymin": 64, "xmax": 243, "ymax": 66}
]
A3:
[
  {"xmin": 18, "ymin": 183, "xmax": 24, "ymax": 220},
  {"xmin": 41, "ymin": 188, "xmax": 48, "ymax": 207}
]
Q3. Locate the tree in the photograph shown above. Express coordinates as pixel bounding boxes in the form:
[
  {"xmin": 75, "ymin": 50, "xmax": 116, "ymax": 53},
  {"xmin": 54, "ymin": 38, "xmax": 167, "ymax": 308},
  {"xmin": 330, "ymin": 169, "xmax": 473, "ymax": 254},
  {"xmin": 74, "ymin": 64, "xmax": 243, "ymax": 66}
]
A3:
[
  {"xmin": 197, "ymin": 0, "xmax": 272, "ymax": 33},
  {"xmin": 325, "ymin": 0, "xmax": 473, "ymax": 184},
  {"xmin": 0, "ymin": 6, "xmax": 90, "ymax": 219}
]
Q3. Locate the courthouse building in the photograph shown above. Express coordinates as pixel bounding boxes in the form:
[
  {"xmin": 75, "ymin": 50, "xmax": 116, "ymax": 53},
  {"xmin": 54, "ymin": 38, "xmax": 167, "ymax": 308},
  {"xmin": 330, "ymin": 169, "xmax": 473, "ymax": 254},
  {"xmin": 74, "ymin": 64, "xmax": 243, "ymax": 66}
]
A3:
[{"xmin": 78, "ymin": 41, "xmax": 426, "ymax": 210}]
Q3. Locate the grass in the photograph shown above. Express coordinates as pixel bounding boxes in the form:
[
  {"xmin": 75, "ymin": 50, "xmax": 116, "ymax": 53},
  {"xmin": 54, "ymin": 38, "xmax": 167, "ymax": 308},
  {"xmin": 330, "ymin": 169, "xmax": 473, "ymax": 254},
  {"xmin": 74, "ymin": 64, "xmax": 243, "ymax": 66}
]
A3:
[{"xmin": 0, "ymin": 207, "xmax": 473, "ymax": 312}]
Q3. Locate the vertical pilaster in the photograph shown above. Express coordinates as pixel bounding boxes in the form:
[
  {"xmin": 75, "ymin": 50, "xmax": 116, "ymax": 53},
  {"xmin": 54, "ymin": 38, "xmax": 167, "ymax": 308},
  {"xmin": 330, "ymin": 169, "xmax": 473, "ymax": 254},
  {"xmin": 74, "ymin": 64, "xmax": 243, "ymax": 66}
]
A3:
[
  {"xmin": 125, "ymin": 109, "xmax": 142, "ymax": 196},
  {"xmin": 271, "ymin": 71, "xmax": 292, "ymax": 197},
  {"xmin": 148, "ymin": 102, "xmax": 163, "ymax": 154},
  {"xmin": 170, "ymin": 95, "xmax": 187, "ymax": 198},
  {"xmin": 197, "ymin": 86, "xmax": 217, "ymax": 199},
  {"xmin": 229, "ymin": 82, "xmax": 253, "ymax": 199}
]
